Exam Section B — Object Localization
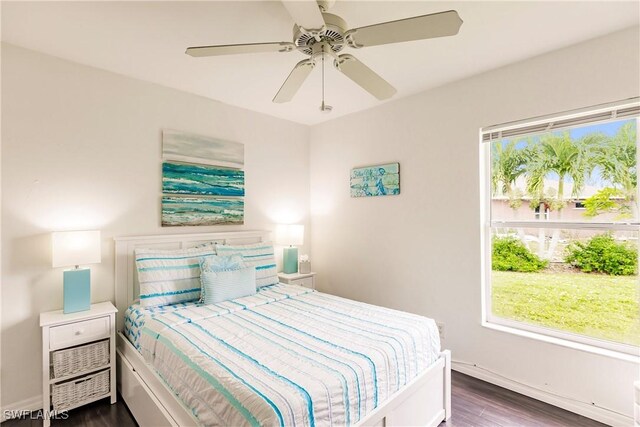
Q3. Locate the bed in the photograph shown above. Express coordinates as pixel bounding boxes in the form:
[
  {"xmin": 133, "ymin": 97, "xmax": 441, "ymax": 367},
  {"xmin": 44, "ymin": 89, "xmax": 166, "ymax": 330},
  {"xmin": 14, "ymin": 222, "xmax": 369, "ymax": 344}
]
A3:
[{"xmin": 115, "ymin": 231, "xmax": 451, "ymax": 426}]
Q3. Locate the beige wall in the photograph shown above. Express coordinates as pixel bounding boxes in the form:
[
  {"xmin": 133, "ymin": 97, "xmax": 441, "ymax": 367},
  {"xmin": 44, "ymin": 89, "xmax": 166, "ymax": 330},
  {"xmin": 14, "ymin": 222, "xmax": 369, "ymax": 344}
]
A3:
[
  {"xmin": 309, "ymin": 26, "xmax": 640, "ymax": 423},
  {"xmin": 0, "ymin": 43, "xmax": 310, "ymax": 408}
]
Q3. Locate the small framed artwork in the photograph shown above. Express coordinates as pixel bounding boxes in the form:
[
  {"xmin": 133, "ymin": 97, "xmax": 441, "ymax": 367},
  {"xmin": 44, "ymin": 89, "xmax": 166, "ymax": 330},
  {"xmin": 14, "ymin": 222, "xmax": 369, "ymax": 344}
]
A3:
[{"xmin": 350, "ymin": 162, "xmax": 400, "ymax": 198}]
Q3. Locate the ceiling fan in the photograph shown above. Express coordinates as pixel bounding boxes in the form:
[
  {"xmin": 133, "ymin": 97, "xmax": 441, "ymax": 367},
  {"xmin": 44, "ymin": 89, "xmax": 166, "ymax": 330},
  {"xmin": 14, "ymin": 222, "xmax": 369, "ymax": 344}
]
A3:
[{"xmin": 185, "ymin": 0, "xmax": 463, "ymax": 106}]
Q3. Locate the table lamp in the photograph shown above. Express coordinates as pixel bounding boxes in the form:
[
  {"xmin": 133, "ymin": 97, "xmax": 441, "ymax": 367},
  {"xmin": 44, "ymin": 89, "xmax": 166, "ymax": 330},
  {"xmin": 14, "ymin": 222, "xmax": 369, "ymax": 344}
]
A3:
[
  {"xmin": 52, "ymin": 230, "xmax": 101, "ymax": 313},
  {"xmin": 276, "ymin": 224, "xmax": 304, "ymax": 274}
]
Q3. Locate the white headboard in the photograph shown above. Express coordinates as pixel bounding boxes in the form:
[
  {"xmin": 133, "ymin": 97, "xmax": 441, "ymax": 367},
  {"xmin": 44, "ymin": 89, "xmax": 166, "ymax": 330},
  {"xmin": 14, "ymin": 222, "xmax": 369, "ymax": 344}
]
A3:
[{"xmin": 113, "ymin": 230, "xmax": 271, "ymax": 331}]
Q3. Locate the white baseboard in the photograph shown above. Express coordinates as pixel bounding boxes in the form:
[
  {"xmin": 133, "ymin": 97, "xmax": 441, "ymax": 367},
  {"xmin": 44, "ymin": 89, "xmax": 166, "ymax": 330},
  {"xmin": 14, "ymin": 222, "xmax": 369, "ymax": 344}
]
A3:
[
  {"xmin": 452, "ymin": 363, "xmax": 632, "ymax": 427},
  {"xmin": 1, "ymin": 395, "xmax": 42, "ymax": 422}
]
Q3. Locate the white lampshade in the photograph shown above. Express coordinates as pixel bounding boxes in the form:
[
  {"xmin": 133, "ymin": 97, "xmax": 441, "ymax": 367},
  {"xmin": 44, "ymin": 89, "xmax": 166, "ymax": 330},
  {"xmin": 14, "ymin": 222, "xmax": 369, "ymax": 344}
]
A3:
[
  {"xmin": 52, "ymin": 230, "xmax": 101, "ymax": 268},
  {"xmin": 275, "ymin": 224, "xmax": 304, "ymax": 246}
]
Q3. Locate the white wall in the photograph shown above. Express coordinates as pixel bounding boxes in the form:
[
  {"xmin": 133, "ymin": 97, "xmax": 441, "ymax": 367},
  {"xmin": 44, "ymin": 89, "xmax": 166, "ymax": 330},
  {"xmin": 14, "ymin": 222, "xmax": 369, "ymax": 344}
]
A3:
[
  {"xmin": 0, "ymin": 43, "xmax": 310, "ymax": 409},
  {"xmin": 2, "ymin": 25, "xmax": 639, "ymax": 423},
  {"xmin": 309, "ymin": 26, "xmax": 640, "ymax": 424}
]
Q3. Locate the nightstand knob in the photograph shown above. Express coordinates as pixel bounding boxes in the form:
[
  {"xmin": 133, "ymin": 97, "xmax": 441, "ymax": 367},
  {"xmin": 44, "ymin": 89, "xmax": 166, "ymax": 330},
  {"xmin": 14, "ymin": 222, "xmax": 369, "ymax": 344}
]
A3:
[{"xmin": 75, "ymin": 329, "xmax": 84, "ymax": 336}]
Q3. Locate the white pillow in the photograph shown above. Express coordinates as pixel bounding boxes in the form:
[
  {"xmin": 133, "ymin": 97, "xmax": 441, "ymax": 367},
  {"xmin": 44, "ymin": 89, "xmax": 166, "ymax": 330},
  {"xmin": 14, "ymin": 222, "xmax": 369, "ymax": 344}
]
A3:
[
  {"xmin": 215, "ymin": 242, "xmax": 278, "ymax": 287},
  {"xmin": 201, "ymin": 266, "xmax": 257, "ymax": 304},
  {"xmin": 135, "ymin": 245, "xmax": 214, "ymax": 307}
]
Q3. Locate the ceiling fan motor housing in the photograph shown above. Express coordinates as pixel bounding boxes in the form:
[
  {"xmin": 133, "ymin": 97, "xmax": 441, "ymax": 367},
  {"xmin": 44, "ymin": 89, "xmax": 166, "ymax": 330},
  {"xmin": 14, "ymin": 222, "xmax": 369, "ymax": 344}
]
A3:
[{"xmin": 294, "ymin": 13, "xmax": 347, "ymax": 56}]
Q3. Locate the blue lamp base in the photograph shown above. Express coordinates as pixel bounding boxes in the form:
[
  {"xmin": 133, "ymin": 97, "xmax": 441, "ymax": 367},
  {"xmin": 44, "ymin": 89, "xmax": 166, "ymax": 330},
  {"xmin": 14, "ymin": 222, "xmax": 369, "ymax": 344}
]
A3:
[
  {"xmin": 63, "ymin": 269, "xmax": 91, "ymax": 314},
  {"xmin": 283, "ymin": 247, "xmax": 298, "ymax": 274}
]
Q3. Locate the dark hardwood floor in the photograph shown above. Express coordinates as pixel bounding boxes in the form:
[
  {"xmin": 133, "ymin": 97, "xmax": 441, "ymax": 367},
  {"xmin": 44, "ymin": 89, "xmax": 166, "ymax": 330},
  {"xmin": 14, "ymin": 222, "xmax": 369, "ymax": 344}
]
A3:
[
  {"xmin": 4, "ymin": 372, "xmax": 607, "ymax": 426},
  {"xmin": 441, "ymin": 372, "xmax": 607, "ymax": 427}
]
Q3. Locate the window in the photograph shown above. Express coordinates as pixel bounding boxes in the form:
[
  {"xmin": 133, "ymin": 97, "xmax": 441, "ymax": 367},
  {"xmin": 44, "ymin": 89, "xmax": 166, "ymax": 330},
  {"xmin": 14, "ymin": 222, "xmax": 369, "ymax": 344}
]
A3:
[{"xmin": 481, "ymin": 99, "xmax": 640, "ymax": 355}]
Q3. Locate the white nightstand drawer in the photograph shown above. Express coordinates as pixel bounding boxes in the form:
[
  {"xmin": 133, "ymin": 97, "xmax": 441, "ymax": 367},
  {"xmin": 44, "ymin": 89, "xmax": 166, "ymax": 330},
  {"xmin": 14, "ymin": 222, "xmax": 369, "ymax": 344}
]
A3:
[
  {"xmin": 295, "ymin": 277, "xmax": 314, "ymax": 289},
  {"xmin": 50, "ymin": 316, "xmax": 110, "ymax": 351}
]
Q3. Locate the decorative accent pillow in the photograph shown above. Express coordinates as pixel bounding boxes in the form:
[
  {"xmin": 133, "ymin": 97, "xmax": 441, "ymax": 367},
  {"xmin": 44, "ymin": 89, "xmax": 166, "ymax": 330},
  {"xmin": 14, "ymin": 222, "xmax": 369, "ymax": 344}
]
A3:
[
  {"xmin": 198, "ymin": 254, "xmax": 246, "ymax": 302},
  {"xmin": 215, "ymin": 242, "xmax": 278, "ymax": 287},
  {"xmin": 135, "ymin": 245, "xmax": 214, "ymax": 307},
  {"xmin": 201, "ymin": 266, "xmax": 257, "ymax": 304}
]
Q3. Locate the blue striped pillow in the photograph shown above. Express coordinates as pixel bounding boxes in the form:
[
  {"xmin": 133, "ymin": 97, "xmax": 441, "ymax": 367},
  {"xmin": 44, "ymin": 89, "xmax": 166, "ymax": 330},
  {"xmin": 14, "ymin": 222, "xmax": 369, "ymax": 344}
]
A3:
[
  {"xmin": 201, "ymin": 266, "xmax": 256, "ymax": 304},
  {"xmin": 198, "ymin": 254, "xmax": 246, "ymax": 302},
  {"xmin": 215, "ymin": 242, "xmax": 278, "ymax": 287},
  {"xmin": 135, "ymin": 245, "xmax": 215, "ymax": 307}
]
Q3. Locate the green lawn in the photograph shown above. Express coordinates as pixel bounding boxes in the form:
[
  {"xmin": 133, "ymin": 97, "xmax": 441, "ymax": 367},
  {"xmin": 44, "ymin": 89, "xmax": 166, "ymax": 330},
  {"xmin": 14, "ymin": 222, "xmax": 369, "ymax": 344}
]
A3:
[{"xmin": 492, "ymin": 271, "xmax": 640, "ymax": 346}]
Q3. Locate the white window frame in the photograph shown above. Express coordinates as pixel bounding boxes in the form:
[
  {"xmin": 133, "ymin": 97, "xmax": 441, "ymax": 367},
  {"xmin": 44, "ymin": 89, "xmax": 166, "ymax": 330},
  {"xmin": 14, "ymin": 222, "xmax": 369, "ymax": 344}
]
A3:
[{"xmin": 480, "ymin": 98, "xmax": 640, "ymax": 359}]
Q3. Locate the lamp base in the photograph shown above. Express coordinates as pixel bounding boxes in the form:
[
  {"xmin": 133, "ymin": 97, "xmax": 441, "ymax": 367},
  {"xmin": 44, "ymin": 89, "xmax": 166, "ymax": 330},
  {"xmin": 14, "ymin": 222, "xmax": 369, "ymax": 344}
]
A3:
[
  {"xmin": 63, "ymin": 269, "xmax": 91, "ymax": 314},
  {"xmin": 283, "ymin": 247, "xmax": 298, "ymax": 274}
]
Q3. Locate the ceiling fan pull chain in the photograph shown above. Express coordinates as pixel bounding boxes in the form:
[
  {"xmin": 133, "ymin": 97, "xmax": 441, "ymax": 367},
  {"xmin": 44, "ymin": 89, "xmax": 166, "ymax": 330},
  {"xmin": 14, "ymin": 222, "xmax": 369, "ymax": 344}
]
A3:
[
  {"xmin": 319, "ymin": 44, "xmax": 332, "ymax": 113},
  {"xmin": 322, "ymin": 44, "xmax": 325, "ymax": 103}
]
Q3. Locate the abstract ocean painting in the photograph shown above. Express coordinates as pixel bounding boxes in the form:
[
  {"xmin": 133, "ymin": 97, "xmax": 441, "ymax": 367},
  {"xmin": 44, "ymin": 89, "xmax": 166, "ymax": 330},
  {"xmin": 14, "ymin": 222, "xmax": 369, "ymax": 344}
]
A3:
[
  {"xmin": 163, "ymin": 129, "xmax": 244, "ymax": 168},
  {"xmin": 162, "ymin": 162, "xmax": 245, "ymax": 197},
  {"xmin": 350, "ymin": 163, "xmax": 400, "ymax": 198},
  {"xmin": 162, "ymin": 196, "xmax": 244, "ymax": 226}
]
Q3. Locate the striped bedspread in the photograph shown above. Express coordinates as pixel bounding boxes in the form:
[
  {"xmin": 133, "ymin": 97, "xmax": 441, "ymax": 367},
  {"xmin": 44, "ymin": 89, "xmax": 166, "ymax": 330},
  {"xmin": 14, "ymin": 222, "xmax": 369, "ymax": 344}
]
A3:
[
  {"xmin": 124, "ymin": 300, "xmax": 199, "ymax": 350},
  {"xmin": 139, "ymin": 284, "xmax": 441, "ymax": 426}
]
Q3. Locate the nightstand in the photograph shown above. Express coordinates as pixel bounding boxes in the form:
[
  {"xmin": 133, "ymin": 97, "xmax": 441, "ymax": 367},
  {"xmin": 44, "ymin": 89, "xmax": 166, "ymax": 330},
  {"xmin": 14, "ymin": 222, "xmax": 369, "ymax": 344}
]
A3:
[
  {"xmin": 40, "ymin": 302, "xmax": 117, "ymax": 426},
  {"xmin": 278, "ymin": 272, "xmax": 316, "ymax": 289}
]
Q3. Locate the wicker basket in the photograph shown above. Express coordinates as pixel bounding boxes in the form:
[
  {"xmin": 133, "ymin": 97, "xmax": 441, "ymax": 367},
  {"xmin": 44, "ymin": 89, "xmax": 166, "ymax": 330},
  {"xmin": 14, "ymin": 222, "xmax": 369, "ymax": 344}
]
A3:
[
  {"xmin": 52, "ymin": 339, "xmax": 109, "ymax": 379},
  {"xmin": 52, "ymin": 369, "xmax": 110, "ymax": 411}
]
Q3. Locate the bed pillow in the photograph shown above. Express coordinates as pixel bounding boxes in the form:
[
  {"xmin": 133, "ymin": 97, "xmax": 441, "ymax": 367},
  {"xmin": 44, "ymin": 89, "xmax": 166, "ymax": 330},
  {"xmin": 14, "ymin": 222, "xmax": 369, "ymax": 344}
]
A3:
[
  {"xmin": 135, "ymin": 245, "xmax": 215, "ymax": 307},
  {"xmin": 198, "ymin": 254, "xmax": 246, "ymax": 302},
  {"xmin": 201, "ymin": 266, "xmax": 257, "ymax": 304},
  {"xmin": 215, "ymin": 242, "xmax": 278, "ymax": 287}
]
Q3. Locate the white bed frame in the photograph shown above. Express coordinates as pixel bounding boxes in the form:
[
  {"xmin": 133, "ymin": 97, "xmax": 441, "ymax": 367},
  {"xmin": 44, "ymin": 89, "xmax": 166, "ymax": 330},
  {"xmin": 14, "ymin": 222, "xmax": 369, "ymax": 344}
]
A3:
[{"xmin": 114, "ymin": 231, "xmax": 452, "ymax": 427}]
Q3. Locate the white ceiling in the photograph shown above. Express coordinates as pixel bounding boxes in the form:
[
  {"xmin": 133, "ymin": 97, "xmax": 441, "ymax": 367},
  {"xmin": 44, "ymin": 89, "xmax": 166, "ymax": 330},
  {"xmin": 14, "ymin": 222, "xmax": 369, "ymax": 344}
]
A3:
[{"xmin": 2, "ymin": 1, "xmax": 638, "ymax": 125}]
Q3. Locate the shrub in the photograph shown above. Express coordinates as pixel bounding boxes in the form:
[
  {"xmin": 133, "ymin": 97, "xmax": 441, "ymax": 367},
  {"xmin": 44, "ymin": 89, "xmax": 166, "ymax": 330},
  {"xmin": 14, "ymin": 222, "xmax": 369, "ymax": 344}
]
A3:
[
  {"xmin": 492, "ymin": 237, "xmax": 548, "ymax": 272},
  {"xmin": 565, "ymin": 234, "xmax": 637, "ymax": 276}
]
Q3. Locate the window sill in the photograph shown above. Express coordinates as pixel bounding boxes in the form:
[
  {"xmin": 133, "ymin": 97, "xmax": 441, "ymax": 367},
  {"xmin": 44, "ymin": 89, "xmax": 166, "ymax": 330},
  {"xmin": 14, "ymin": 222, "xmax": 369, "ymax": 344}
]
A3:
[{"xmin": 482, "ymin": 321, "xmax": 640, "ymax": 363}]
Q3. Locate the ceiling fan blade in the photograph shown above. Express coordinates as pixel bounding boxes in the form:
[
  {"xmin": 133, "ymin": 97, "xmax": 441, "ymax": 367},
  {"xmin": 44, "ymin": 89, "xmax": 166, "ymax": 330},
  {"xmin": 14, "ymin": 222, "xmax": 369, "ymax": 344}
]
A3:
[
  {"xmin": 282, "ymin": 0, "xmax": 325, "ymax": 32},
  {"xmin": 186, "ymin": 42, "xmax": 295, "ymax": 57},
  {"xmin": 273, "ymin": 59, "xmax": 316, "ymax": 103},
  {"xmin": 334, "ymin": 54, "xmax": 396, "ymax": 100},
  {"xmin": 345, "ymin": 10, "xmax": 462, "ymax": 48}
]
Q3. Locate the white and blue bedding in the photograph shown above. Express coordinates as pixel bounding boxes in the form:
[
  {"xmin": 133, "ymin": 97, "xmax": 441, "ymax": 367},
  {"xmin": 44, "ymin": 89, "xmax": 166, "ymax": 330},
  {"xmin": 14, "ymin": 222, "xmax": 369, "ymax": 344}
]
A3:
[
  {"xmin": 133, "ymin": 284, "xmax": 441, "ymax": 426},
  {"xmin": 124, "ymin": 300, "xmax": 199, "ymax": 350}
]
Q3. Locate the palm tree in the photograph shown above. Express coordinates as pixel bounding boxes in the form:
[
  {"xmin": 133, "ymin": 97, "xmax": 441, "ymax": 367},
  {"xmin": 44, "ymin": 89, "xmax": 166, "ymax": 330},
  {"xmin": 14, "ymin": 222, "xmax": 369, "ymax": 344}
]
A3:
[
  {"xmin": 525, "ymin": 132, "xmax": 593, "ymax": 208},
  {"xmin": 524, "ymin": 132, "xmax": 595, "ymax": 259},
  {"xmin": 491, "ymin": 140, "xmax": 528, "ymax": 238},
  {"xmin": 591, "ymin": 121, "xmax": 637, "ymax": 217},
  {"xmin": 491, "ymin": 139, "xmax": 526, "ymax": 207}
]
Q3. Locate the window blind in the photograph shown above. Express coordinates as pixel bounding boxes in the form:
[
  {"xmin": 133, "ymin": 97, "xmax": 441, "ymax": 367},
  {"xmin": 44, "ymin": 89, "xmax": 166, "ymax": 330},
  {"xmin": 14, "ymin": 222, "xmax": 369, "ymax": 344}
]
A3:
[{"xmin": 481, "ymin": 98, "xmax": 640, "ymax": 142}]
